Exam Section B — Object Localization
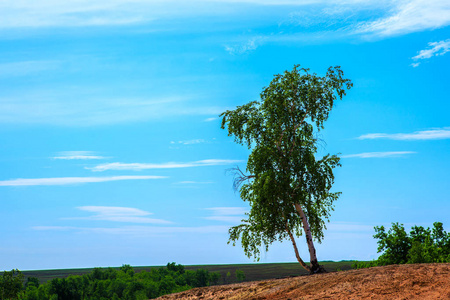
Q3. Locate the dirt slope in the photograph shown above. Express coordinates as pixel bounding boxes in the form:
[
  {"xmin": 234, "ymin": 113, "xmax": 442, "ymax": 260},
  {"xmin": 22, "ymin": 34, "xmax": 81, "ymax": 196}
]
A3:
[{"xmin": 157, "ymin": 263, "xmax": 450, "ymax": 299}]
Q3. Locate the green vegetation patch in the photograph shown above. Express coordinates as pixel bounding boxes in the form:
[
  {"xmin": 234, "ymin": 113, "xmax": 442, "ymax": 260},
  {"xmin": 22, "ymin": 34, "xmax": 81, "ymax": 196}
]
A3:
[
  {"xmin": 353, "ymin": 222, "xmax": 450, "ymax": 269},
  {"xmin": 1, "ymin": 263, "xmax": 221, "ymax": 300}
]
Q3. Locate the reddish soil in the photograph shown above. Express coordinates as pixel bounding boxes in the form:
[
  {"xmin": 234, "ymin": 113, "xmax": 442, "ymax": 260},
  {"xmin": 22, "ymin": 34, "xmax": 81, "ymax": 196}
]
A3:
[{"xmin": 157, "ymin": 263, "xmax": 450, "ymax": 299}]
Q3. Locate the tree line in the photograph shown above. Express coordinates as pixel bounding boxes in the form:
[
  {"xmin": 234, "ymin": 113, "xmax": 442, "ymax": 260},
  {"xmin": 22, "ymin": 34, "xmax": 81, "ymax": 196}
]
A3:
[
  {"xmin": 354, "ymin": 222, "xmax": 450, "ymax": 268},
  {"xmin": 1, "ymin": 263, "xmax": 246, "ymax": 300}
]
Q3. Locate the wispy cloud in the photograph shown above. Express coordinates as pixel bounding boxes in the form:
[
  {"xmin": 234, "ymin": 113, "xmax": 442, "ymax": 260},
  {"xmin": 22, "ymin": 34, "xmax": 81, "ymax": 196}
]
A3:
[
  {"xmin": 52, "ymin": 151, "xmax": 107, "ymax": 160},
  {"xmin": 87, "ymin": 159, "xmax": 242, "ymax": 172},
  {"xmin": 411, "ymin": 39, "xmax": 450, "ymax": 67},
  {"xmin": 32, "ymin": 225, "xmax": 229, "ymax": 236},
  {"xmin": 0, "ymin": 1, "xmax": 152, "ymax": 28},
  {"xmin": 0, "ymin": 95, "xmax": 225, "ymax": 126},
  {"xmin": 355, "ymin": 0, "xmax": 450, "ymax": 38},
  {"xmin": 173, "ymin": 181, "xmax": 214, "ymax": 185},
  {"xmin": 70, "ymin": 206, "xmax": 172, "ymax": 224},
  {"xmin": 327, "ymin": 222, "xmax": 374, "ymax": 233},
  {"xmin": 0, "ymin": 176, "xmax": 165, "ymax": 186},
  {"xmin": 204, "ymin": 207, "xmax": 248, "ymax": 223},
  {"xmin": 357, "ymin": 128, "xmax": 450, "ymax": 140},
  {"xmin": 204, "ymin": 117, "xmax": 218, "ymax": 122},
  {"xmin": 342, "ymin": 151, "xmax": 416, "ymax": 158},
  {"xmin": 0, "ymin": 1, "xmax": 447, "ymax": 43},
  {"xmin": 0, "ymin": 60, "xmax": 60, "ymax": 77},
  {"xmin": 225, "ymin": 36, "xmax": 266, "ymax": 55},
  {"xmin": 0, "ymin": 1, "xmax": 341, "ymax": 29},
  {"xmin": 170, "ymin": 139, "xmax": 206, "ymax": 145}
]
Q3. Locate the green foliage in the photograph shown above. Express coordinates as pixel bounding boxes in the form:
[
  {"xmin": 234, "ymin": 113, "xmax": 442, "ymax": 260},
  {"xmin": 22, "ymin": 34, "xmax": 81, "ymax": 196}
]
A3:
[
  {"xmin": 225, "ymin": 272, "xmax": 231, "ymax": 284},
  {"xmin": 354, "ymin": 222, "xmax": 450, "ymax": 268},
  {"xmin": 166, "ymin": 262, "xmax": 184, "ymax": 274},
  {"xmin": 25, "ymin": 278, "xmax": 39, "ymax": 289},
  {"xmin": 235, "ymin": 269, "xmax": 245, "ymax": 282},
  {"xmin": 5, "ymin": 263, "xmax": 219, "ymax": 300},
  {"xmin": 1, "ymin": 269, "xmax": 24, "ymax": 300},
  {"xmin": 208, "ymin": 272, "xmax": 220, "ymax": 286},
  {"xmin": 351, "ymin": 260, "xmax": 379, "ymax": 269},
  {"xmin": 220, "ymin": 65, "xmax": 352, "ymax": 269},
  {"xmin": 374, "ymin": 223, "xmax": 411, "ymax": 265}
]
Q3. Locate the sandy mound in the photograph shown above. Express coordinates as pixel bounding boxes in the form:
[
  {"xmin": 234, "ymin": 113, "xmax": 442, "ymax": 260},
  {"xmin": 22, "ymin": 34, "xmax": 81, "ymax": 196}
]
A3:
[{"xmin": 157, "ymin": 263, "xmax": 450, "ymax": 299}]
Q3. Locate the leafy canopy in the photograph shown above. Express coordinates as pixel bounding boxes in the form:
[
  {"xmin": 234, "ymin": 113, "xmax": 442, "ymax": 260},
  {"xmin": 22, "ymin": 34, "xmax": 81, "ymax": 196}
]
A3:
[
  {"xmin": 354, "ymin": 222, "xmax": 450, "ymax": 269},
  {"xmin": 221, "ymin": 65, "xmax": 352, "ymax": 260},
  {"xmin": 375, "ymin": 222, "xmax": 450, "ymax": 265}
]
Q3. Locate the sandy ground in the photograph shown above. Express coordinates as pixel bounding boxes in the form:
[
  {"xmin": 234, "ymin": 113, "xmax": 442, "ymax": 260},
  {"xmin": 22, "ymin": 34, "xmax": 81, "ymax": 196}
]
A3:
[{"xmin": 157, "ymin": 263, "xmax": 450, "ymax": 299}]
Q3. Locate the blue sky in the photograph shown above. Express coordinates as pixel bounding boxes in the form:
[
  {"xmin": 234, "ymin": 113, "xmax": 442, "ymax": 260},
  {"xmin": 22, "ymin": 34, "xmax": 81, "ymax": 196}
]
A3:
[{"xmin": 1, "ymin": 0, "xmax": 450, "ymax": 270}]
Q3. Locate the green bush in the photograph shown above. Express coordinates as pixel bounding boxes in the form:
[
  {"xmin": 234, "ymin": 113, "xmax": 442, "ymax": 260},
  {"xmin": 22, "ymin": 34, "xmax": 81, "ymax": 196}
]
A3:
[
  {"xmin": 1, "ymin": 269, "xmax": 24, "ymax": 300},
  {"xmin": 235, "ymin": 269, "xmax": 245, "ymax": 282},
  {"xmin": 354, "ymin": 222, "xmax": 450, "ymax": 268}
]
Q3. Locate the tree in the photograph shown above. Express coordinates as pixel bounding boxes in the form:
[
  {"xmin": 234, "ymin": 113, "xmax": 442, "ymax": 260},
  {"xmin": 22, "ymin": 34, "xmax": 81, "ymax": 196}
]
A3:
[
  {"xmin": 374, "ymin": 223, "xmax": 411, "ymax": 265},
  {"xmin": 220, "ymin": 65, "xmax": 352, "ymax": 274},
  {"xmin": 1, "ymin": 269, "xmax": 24, "ymax": 300},
  {"xmin": 225, "ymin": 272, "xmax": 231, "ymax": 284},
  {"xmin": 235, "ymin": 269, "xmax": 245, "ymax": 282},
  {"xmin": 208, "ymin": 272, "xmax": 221, "ymax": 286},
  {"xmin": 373, "ymin": 222, "xmax": 450, "ymax": 265}
]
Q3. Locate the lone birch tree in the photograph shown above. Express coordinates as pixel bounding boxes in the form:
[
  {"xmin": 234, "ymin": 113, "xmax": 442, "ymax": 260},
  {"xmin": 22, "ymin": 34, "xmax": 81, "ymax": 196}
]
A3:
[{"xmin": 220, "ymin": 65, "xmax": 352, "ymax": 274}]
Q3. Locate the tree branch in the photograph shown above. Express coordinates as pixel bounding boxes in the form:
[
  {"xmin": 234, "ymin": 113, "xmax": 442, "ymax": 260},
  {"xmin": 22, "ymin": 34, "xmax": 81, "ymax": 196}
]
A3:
[{"xmin": 227, "ymin": 166, "xmax": 255, "ymax": 192}]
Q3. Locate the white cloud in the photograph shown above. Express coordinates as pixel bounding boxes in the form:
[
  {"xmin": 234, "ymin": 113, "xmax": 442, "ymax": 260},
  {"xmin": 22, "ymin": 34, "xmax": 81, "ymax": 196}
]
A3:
[
  {"xmin": 0, "ymin": 1, "xmax": 151, "ymax": 28},
  {"xmin": 0, "ymin": 0, "xmax": 328, "ymax": 29},
  {"xmin": 412, "ymin": 39, "xmax": 450, "ymax": 63},
  {"xmin": 204, "ymin": 207, "xmax": 248, "ymax": 223},
  {"xmin": 0, "ymin": 95, "xmax": 226, "ymax": 126},
  {"xmin": 0, "ymin": 0, "xmax": 447, "ymax": 43},
  {"xmin": 356, "ymin": 0, "xmax": 450, "ymax": 37},
  {"xmin": 73, "ymin": 206, "xmax": 172, "ymax": 224},
  {"xmin": 0, "ymin": 175, "xmax": 165, "ymax": 186},
  {"xmin": 32, "ymin": 225, "xmax": 229, "ymax": 236},
  {"xmin": 357, "ymin": 128, "xmax": 450, "ymax": 140},
  {"xmin": 225, "ymin": 36, "xmax": 266, "ymax": 55},
  {"xmin": 52, "ymin": 151, "xmax": 107, "ymax": 160},
  {"xmin": 87, "ymin": 159, "xmax": 242, "ymax": 172},
  {"xmin": 0, "ymin": 1, "xmax": 360, "ymax": 29},
  {"xmin": 0, "ymin": 60, "xmax": 60, "ymax": 77},
  {"xmin": 205, "ymin": 207, "xmax": 248, "ymax": 215},
  {"xmin": 204, "ymin": 117, "xmax": 218, "ymax": 122},
  {"xmin": 327, "ymin": 222, "xmax": 374, "ymax": 232},
  {"xmin": 410, "ymin": 62, "xmax": 420, "ymax": 67},
  {"xmin": 174, "ymin": 181, "xmax": 214, "ymax": 184},
  {"xmin": 171, "ymin": 139, "xmax": 206, "ymax": 145},
  {"xmin": 342, "ymin": 151, "xmax": 416, "ymax": 158},
  {"xmin": 32, "ymin": 226, "xmax": 75, "ymax": 231},
  {"xmin": 204, "ymin": 216, "xmax": 245, "ymax": 223}
]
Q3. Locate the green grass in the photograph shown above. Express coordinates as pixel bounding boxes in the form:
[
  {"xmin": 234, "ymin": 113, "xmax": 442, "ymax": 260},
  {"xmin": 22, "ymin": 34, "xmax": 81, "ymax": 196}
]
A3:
[{"xmin": 15, "ymin": 261, "xmax": 358, "ymax": 284}]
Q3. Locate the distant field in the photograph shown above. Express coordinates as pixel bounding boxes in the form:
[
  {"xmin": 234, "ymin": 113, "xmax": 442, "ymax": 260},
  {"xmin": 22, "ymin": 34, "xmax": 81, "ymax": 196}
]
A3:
[{"xmin": 16, "ymin": 261, "xmax": 358, "ymax": 284}]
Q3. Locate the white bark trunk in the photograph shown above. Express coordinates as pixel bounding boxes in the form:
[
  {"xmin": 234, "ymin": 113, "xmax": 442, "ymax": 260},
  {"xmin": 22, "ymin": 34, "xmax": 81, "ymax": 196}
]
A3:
[
  {"xmin": 285, "ymin": 221, "xmax": 311, "ymax": 273},
  {"xmin": 294, "ymin": 203, "xmax": 320, "ymax": 272}
]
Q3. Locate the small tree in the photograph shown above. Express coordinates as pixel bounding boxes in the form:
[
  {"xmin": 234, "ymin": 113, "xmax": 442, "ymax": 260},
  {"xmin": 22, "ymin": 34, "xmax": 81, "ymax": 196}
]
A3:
[
  {"xmin": 225, "ymin": 272, "xmax": 231, "ymax": 284},
  {"xmin": 208, "ymin": 272, "xmax": 221, "ymax": 286},
  {"xmin": 235, "ymin": 269, "xmax": 245, "ymax": 282},
  {"xmin": 221, "ymin": 65, "xmax": 352, "ymax": 273}
]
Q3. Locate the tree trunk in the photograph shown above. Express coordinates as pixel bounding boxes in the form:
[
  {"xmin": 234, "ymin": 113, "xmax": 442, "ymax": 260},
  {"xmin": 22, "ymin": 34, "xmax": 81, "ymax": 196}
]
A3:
[
  {"xmin": 294, "ymin": 203, "xmax": 326, "ymax": 274},
  {"xmin": 285, "ymin": 221, "xmax": 311, "ymax": 273}
]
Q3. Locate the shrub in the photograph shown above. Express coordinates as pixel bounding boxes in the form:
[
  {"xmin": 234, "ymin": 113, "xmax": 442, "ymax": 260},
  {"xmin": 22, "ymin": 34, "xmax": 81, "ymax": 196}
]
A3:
[{"xmin": 355, "ymin": 222, "xmax": 450, "ymax": 268}]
